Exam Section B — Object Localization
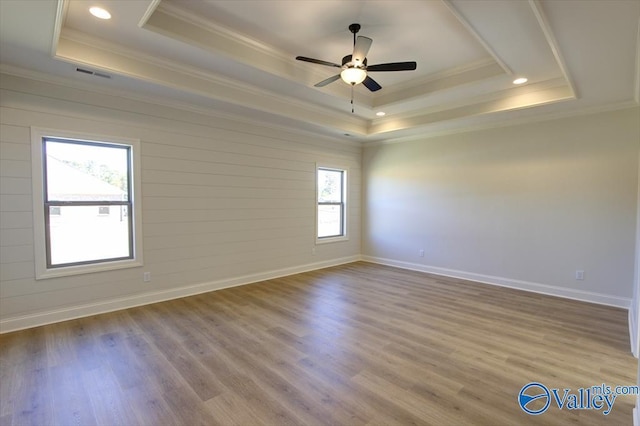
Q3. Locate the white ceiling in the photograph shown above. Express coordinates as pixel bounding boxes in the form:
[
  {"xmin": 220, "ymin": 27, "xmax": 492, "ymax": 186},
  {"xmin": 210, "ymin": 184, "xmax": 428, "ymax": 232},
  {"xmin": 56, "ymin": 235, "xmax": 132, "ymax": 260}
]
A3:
[{"xmin": 0, "ymin": 0, "xmax": 639, "ymax": 143}]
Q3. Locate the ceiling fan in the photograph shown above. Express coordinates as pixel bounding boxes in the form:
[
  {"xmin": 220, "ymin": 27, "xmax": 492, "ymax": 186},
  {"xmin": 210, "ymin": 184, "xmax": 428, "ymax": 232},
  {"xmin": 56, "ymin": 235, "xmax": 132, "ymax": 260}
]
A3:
[{"xmin": 296, "ymin": 23, "xmax": 417, "ymax": 93}]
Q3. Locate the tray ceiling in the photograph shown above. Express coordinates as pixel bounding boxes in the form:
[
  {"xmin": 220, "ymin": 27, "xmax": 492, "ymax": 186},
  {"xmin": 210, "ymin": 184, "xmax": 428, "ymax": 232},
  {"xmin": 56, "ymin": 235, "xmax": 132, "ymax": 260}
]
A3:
[{"xmin": 1, "ymin": 0, "xmax": 638, "ymax": 143}]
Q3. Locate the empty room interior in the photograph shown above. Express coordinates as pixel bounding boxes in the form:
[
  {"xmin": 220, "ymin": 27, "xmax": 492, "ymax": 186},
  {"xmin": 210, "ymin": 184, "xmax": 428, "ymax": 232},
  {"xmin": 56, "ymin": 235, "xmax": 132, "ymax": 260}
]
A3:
[{"xmin": 1, "ymin": 0, "xmax": 640, "ymax": 425}]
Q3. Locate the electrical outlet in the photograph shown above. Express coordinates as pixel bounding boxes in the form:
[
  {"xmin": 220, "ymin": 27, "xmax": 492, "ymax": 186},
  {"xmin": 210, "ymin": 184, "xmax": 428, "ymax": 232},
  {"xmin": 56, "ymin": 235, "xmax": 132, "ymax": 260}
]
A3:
[
  {"xmin": 143, "ymin": 272, "xmax": 151, "ymax": 282},
  {"xmin": 575, "ymin": 270, "xmax": 584, "ymax": 281},
  {"xmin": 419, "ymin": 249, "xmax": 425, "ymax": 257}
]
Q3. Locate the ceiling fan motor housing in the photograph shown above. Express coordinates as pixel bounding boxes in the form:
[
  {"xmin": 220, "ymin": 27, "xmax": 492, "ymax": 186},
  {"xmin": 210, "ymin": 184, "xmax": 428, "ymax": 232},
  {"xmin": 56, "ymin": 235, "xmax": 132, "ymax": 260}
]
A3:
[{"xmin": 342, "ymin": 55, "xmax": 367, "ymax": 67}]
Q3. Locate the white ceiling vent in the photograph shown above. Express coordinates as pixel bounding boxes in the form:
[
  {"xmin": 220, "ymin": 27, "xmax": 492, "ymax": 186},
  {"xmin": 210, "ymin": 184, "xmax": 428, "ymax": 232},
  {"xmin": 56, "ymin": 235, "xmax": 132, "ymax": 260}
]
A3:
[{"xmin": 75, "ymin": 67, "xmax": 111, "ymax": 79}]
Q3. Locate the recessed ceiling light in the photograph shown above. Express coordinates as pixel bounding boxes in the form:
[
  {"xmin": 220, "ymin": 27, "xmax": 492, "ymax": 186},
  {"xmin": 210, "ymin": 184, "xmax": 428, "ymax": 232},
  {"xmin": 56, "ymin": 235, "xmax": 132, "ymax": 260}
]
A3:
[
  {"xmin": 89, "ymin": 6, "xmax": 111, "ymax": 20},
  {"xmin": 513, "ymin": 77, "xmax": 528, "ymax": 85},
  {"xmin": 376, "ymin": 111, "xmax": 386, "ymax": 117}
]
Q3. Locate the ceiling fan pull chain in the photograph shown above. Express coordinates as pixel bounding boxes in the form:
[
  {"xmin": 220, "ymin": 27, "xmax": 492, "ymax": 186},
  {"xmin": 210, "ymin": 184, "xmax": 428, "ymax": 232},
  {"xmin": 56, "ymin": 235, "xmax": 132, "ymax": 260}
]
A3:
[{"xmin": 351, "ymin": 83, "xmax": 355, "ymax": 113}]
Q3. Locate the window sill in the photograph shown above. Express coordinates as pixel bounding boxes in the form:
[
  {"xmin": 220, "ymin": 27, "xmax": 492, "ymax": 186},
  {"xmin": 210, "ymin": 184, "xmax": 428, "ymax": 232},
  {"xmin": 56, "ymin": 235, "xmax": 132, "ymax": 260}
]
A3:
[
  {"xmin": 35, "ymin": 258, "xmax": 143, "ymax": 280},
  {"xmin": 316, "ymin": 236, "xmax": 349, "ymax": 245}
]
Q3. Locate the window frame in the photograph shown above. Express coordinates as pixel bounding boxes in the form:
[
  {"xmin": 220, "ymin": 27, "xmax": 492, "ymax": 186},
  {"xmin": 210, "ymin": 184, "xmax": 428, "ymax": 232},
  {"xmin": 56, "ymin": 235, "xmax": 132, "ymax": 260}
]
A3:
[
  {"xmin": 31, "ymin": 127, "xmax": 143, "ymax": 279},
  {"xmin": 316, "ymin": 164, "xmax": 348, "ymax": 244}
]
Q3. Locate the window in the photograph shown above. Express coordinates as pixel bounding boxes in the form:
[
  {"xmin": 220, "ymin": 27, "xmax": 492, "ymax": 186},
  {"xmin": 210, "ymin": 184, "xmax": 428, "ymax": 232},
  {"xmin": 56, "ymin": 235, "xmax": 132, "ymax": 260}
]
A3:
[
  {"xmin": 317, "ymin": 166, "xmax": 347, "ymax": 242},
  {"xmin": 31, "ymin": 128, "xmax": 143, "ymax": 279}
]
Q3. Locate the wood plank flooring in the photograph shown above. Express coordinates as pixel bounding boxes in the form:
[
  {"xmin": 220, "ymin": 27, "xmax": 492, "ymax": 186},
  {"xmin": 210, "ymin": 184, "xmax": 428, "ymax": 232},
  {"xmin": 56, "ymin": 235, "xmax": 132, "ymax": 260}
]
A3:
[{"xmin": 0, "ymin": 261, "xmax": 636, "ymax": 425}]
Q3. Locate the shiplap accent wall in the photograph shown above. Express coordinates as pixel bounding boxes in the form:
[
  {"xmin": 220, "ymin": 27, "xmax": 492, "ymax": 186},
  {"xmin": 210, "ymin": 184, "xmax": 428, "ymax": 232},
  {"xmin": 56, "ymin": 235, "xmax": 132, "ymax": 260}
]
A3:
[{"xmin": 0, "ymin": 73, "xmax": 361, "ymax": 332}]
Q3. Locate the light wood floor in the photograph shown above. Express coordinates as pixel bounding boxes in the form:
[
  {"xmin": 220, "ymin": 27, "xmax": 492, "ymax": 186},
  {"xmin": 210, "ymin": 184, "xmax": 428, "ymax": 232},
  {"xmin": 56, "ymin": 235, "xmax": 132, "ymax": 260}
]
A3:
[{"xmin": 0, "ymin": 262, "xmax": 636, "ymax": 425}]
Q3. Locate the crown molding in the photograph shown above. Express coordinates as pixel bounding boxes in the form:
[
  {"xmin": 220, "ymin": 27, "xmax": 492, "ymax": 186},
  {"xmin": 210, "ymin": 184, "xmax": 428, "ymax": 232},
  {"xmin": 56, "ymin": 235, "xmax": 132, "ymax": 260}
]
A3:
[
  {"xmin": 142, "ymin": 2, "xmax": 363, "ymax": 106},
  {"xmin": 142, "ymin": 1, "xmax": 514, "ymax": 110},
  {"xmin": 42, "ymin": 0, "xmax": 634, "ymax": 143},
  {"xmin": 137, "ymin": 0, "xmax": 162, "ymax": 28},
  {"xmin": 442, "ymin": 0, "xmax": 513, "ymax": 75},
  {"xmin": 50, "ymin": 0, "xmax": 67, "ymax": 56},
  {"xmin": 369, "ymin": 99, "xmax": 639, "ymax": 147},
  {"xmin": 158, "ymin": 1, "xmax": 286, "ymax": 60},
  {"xmin": 2, "ymin": 63, "xmax": 635, "ymax": 150},
  {"xmin": 369, "ymin": 84, "xmax": 574, "ymax": 135},
  {"xmin": 0, "ymin": 64, "xmax": 362, "ymax": 148},
  {"xmin": 369, "ymin": 77, "xmax": 573, "ymax": 132},
  {"xmin": 55, "ymin": 29, "xmax": 368, "ymax": 136},
  {"xmin": 49, "ymin": 27, "xmax": 583, "ymax": 140},
  {"xmin": 528, "ymin": 0, "xmax": 577, "ymax": 98}
]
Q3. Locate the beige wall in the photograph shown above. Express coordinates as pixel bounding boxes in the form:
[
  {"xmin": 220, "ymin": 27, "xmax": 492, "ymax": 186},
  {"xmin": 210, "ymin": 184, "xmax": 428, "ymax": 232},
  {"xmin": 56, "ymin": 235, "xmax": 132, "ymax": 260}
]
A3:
[
  {"xmin": 0, "ymin": 74, "xmax": 361, "ymax": 331},
  {"xmin": 363, "ymin": 107, "xmax": 640, "ymax": 306}
]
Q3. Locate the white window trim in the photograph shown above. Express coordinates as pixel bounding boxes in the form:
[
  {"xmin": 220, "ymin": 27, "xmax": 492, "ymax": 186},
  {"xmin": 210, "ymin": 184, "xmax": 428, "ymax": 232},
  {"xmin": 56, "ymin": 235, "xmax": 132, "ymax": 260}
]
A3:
[
  {"xmin": 31, "ymin": 127, "xmax": 144, "ymax": 279},
  {"xmin": 315, "ymin": 163, "xmax": 349, "ymax": 245}
]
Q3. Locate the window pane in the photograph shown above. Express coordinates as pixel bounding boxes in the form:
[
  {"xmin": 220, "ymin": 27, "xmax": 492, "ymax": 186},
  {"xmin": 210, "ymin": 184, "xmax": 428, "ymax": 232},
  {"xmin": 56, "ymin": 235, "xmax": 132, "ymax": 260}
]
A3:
[
  {"xmin": 317, "ymin": 205, "xmax": 342, "ymax": 238},
  {"xmin": 318, "ymin": 169, "xmax": 343, "ymax": 203},
  {"xmin": 48, "ymin": 205, "xmax": 130, "ymax": 265},
  {"xmin": 45, "ymin": 140, "xmax": 129, "ymax": 202}
]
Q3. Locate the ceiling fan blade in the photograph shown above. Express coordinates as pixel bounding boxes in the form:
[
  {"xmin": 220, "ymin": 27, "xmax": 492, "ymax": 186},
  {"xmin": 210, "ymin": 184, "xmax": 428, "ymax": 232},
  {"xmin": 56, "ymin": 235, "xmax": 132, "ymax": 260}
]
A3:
[
  {"xmin": 314, "ymin": 74, "xmax": 341, "ymax": 87},
  {"xmin": 296, "ymin": 56, "xmax": 341, "ymax": 68},
  {"xmin": 362, "ymin": 75, "xmax": 382, "ymax": 92},
  {"xmin": 367, "ymin": 61, "xmax": 417, "ymax": 72},
  {"xmin": 352, "ymin": 36, "xmax": 372, "ymax": 64}
]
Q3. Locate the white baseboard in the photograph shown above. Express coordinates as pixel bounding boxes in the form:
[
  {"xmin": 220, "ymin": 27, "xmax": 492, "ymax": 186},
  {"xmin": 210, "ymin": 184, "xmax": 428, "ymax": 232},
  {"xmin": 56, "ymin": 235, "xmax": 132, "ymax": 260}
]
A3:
[
  {"xmin": 2, "ymin": 254, "xmax": 632, "ymax": 333},
  {"xmin": 362, "ymin": 256, "xmax": 631, "ymax": 309},
  {"xmin": 0, "ymin": 255, "xmax": 360, "ymax": 334}
]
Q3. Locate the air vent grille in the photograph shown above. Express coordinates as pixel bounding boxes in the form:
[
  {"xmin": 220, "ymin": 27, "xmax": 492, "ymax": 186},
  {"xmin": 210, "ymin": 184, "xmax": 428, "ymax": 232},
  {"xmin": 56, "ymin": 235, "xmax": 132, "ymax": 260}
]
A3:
[{"xmin": 75, "ymin": 67, "xmax": 112, "ymax": 79}]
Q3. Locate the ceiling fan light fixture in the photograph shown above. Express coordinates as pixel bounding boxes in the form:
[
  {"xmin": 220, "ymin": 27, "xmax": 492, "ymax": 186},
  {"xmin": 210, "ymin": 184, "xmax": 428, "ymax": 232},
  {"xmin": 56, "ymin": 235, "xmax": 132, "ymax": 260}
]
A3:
[{"xmin": 341, "ymin": 67, "xmax": 367, "ymax": 85}]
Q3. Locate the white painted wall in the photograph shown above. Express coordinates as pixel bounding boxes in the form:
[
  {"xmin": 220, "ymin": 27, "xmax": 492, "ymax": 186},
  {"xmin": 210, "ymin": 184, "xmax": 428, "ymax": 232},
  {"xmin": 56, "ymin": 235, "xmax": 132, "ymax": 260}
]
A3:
[
  {"xmin": 0, "ymin": 73, "xmax": 361, "ymax": 331},
  {"xmin": 363, "ymin": 108, "xmax": 640, "ymax": 307}
]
